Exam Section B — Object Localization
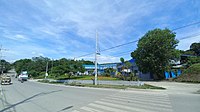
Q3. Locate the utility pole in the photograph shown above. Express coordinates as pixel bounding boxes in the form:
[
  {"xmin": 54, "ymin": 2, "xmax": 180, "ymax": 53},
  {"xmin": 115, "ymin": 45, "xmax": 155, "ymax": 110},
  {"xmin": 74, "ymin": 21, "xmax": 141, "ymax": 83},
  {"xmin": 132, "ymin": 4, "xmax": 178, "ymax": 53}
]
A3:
[
  {"xmin": 50, "ymin": 58, "xmax": 53, "ymax": 75},
  {"xmin": 0, "ymin": 45, "xmax": 7, "ymax": 75},
  {"xmin": 95, "ymin": 30, "xmax": 98, "ymax": 85},
  {"xmin": 45, "ymin": 61, "xmax": 48, "ymax": 79}
]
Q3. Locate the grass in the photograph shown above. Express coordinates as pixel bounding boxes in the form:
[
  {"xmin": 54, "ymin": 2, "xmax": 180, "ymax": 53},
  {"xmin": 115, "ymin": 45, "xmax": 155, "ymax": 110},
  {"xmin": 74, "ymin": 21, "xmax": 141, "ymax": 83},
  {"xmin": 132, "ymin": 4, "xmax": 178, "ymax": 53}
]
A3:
[
  {"xmin": 74, "ymin": 76, "xmax": 119, "ymax": 80},
  {"xmin": 42, "ymin": 75, "xmax": 119, "ymax": 81},
  {"xmin": 38, "ymin": 79, "xmax": 166, "ymax": 90},
  {"xmin": 174, "ymin": 63, "xmax": 200, "ymax": 83}
]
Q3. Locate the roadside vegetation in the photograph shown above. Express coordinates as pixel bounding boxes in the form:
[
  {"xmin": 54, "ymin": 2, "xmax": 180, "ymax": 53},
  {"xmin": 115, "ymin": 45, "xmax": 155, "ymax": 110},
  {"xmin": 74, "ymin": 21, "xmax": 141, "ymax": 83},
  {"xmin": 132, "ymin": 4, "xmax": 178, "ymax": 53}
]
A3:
[
  {"xmin": 174, "ymin": 63, "xmax": 200, "ymax": 83},
  {"xmin": 172, "ymin": 42, "xmax": 200, "ymax": 83},
  {"xmin": 0, "ymin": 59, "xmax": 11, "ymax": 74},
  {"xmin": 13, "ymin": 57, "xmax": 93, "ymax": 79},
  {"xmin": 131, "ymin": 28, "xmax": 179, "ymax": 80},
  {"xmin": 52, "ymin": 75, "xmax": 119, "ymax": 81},
  {"xmin": 11, "ymin": 28, "xmax": 199, "ymax": 83},
  {"xmin": 38, "ymin": 79, "xmax": 166, "ymax": 90}
]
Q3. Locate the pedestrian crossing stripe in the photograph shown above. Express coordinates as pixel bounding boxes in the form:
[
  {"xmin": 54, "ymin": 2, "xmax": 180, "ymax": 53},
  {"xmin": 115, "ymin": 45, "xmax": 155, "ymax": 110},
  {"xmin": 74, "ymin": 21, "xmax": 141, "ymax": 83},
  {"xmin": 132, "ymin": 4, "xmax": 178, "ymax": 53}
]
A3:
[
  {"xmin": 73, "ymin": 91, "xmax": 173, "ymax": 112},
  {"xmin": 100, "ymin": 98, "xmax": 173, "ymax": 112},
  {"xmin": 94, "ymin": 100, "xmax": 158, "ymax": 112},
  {"xmin": 110, "ymin": 95, "xmax": 171, "ymax": 105},
  {"xmin": 81, "ymin": 106, "xmax": 104, "ymax": 112},
  {"xmin": 107, "ymin": 96, "xmax": 172, "ymax": 108}
]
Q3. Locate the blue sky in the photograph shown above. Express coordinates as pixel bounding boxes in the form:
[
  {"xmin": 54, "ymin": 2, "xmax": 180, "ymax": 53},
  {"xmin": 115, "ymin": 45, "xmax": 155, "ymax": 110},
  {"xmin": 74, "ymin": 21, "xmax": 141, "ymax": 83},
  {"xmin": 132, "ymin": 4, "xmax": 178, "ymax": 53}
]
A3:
[{"xmin": 0, "ymin": 0, "xmax": 200, "ymax": 63}]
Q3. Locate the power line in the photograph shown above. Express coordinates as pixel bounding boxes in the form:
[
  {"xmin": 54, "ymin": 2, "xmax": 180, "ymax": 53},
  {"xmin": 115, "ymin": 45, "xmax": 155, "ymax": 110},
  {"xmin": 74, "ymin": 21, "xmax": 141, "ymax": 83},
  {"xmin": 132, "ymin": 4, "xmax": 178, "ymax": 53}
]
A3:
[
  {"xmin": 75, "ymin": 21, "xmax": 200, "ymax": 58},
  {"xmin": 100, "ymin": 40, "xmax": 138, "ymax": 52},
  {"xmin": 178, "ymin": 32, "xmax": 200, "ymax": 40},
  {"xmin": 107, "ymin": 33, "xmax": 200, "ymax": 57},
  {"xmin": 110, "ymin": 50, "xmax": 133, "ymax": 57},
  {"xmin": 75, "ymin": 52, "xmax": 94, "ymax": 59},
  {"xmin": 172, "ymin": 21, "xmax": 200, "ymax": 31}
]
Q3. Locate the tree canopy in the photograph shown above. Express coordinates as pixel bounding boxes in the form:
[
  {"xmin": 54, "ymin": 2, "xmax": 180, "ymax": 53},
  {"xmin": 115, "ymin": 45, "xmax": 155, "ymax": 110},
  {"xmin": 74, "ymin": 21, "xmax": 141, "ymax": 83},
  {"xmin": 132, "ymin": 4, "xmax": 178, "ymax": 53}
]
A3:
[
  {"xmin": 190, "ymin": 42, "xmax": 200, "ymax": 56},
  {"xmin": 131, "ymin": 28, "xmax": 179, "ymax": 80},
  {"xmin": 0, "ymin": 59, "xmax": 11, "ymax": 74},
  {"xmin": 120, "ymin": 57, "xmax": 125, "ymax": 63},
  {"xmin": 13, "ymin": 56, "xmax": 94, "ymax": 78},
  {"xmin": 179, "ymin": 42, "xmax": 200, "ymax": 56}
]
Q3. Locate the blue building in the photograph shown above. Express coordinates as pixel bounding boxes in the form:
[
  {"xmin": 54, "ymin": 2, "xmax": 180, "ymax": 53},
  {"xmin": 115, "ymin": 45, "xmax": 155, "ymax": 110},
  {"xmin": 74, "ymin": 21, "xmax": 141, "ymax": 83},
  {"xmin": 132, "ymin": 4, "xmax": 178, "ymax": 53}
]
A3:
[
  {"xmin": 83, "ymin": 59, "xmax": 153, "ymax": 80},
  {"xmin": 117, "ymin": 59, "xmax": 153, "ymax": 80},
  {"xmin": 83, "ymin": 63, "xmax": 118, "ymax": 75}
]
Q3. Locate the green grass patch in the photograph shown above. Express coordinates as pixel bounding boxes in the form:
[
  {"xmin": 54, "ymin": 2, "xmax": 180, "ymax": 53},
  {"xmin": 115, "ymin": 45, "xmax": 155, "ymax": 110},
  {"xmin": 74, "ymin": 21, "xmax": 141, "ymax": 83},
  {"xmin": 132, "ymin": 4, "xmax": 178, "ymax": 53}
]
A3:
[
  {"xmin": 174, "ymin": 63, "xmax": 200, "ymax": 83},
  {"xmin": 38, "ymin": 80, "xmax": 165, "ymax": 90},
  {"xmin": 74, "ymin": 76, "xmax": 119, "ymax": 80},
  {"xmin": 48, "ymin": 75, "xmax": 119, "ymax": 81}
]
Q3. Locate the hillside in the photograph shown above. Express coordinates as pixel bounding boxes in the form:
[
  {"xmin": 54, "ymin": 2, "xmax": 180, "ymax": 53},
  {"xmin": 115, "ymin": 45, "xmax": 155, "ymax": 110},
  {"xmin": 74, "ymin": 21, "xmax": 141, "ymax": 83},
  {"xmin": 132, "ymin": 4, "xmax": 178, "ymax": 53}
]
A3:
[{"xmin": 174, "ymin": 63, "xmax": 200, "ymax": 83}]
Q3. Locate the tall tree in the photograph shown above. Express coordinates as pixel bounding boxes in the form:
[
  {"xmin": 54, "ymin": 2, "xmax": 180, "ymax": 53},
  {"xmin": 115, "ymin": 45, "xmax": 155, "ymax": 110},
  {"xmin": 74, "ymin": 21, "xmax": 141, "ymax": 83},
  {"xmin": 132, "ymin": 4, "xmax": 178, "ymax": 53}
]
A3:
[{"xmin": 132, "ymin": 28, "xmax": 179, "ymax": 80}]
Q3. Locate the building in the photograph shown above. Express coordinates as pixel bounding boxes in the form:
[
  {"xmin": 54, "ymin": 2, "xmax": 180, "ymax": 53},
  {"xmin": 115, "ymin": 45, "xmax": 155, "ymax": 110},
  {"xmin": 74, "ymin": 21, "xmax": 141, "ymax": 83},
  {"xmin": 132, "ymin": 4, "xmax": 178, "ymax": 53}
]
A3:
[
  {"xmin": 117, "ymin": 59, "xmax": 153, "ymax": 80},
  {"xmin": 83, "ymin": 59, "xmax": 153, "ymax": 80},
  {"xmin": 82, "ymin": 63, "xmax": 118, "ymax": 75}
]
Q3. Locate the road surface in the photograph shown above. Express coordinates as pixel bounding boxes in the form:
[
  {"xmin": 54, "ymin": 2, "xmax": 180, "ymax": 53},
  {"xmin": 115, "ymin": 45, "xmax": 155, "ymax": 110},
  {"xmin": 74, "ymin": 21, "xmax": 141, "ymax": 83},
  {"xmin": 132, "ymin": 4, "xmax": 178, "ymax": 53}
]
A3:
[{"xmin": 0, "ymin": 70, "xmax": 200, "ymax": 112}]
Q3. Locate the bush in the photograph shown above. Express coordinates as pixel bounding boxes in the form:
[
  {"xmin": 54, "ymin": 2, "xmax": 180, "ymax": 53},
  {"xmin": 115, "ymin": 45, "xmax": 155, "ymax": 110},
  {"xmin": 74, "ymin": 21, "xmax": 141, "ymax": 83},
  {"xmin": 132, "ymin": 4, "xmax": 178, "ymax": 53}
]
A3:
[
  {"xmin": 55, "ymin": 75, "xmax": 68, "ymax": 80},
  {"xmin": 116, "ymin": 72, "xmax": 125, "ymax": 80},
  {"xmin": 34, "ymin": 75, "xmax": 45, "ymax": 79}
]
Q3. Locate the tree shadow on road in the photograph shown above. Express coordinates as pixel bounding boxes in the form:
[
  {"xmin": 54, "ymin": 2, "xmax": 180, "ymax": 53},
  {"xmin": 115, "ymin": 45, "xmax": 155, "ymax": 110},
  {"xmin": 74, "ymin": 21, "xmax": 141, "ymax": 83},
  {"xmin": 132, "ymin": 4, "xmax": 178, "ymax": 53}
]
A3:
[{"xmin": 0, "ymin": 90, "xmax": 62, "ymax": 112}]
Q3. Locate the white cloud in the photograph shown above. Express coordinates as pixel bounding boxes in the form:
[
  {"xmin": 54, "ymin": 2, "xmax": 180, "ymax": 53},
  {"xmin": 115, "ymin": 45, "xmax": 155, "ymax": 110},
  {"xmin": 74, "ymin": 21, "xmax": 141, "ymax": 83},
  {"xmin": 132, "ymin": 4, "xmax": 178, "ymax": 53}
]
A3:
[
  {"xmin": 1, "ymin": 0, "xmax": 200, "ymax": 62},
  {"xmin": 177, "ymin": 35, "xmax": 200, "ymax": 50},
  {"xmin": 3, "ymin": 33, "xmax": 30, "ymax": 41},
  {"xmin": 15, "ymin": 34, "xmax": 27, "ymax": 39},
  {"xmin": 98, "ymin": 55, "xmax": 120, "ymax": 64}
]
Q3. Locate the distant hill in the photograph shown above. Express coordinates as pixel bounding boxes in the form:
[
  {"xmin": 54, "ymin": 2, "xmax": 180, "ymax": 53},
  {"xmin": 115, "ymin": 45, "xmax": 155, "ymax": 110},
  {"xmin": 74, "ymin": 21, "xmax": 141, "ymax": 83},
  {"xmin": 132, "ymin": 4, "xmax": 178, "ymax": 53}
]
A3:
[{"xmin": 174, "ymin": 63, "xmax": 200, "ymax": 83}]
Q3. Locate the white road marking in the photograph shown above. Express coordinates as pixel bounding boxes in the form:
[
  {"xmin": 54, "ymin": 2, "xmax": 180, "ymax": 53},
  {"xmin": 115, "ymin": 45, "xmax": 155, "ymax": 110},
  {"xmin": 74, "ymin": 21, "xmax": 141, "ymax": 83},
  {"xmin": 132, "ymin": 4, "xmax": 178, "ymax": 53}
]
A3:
[
  {"xmin": 89, "ymin": 103, "xmax": 129, "ymax": 112},
  {"xmin": 95, "ymin": 100, "xmax": 158, "ymax": 112},
  {"xmin": 71, "ymin": 110, "xmax": 80, "ymax": 112},
  {"xmin": 105, "ymin": 96, "xmax": 172, "ymax": 108},
  {"xmin": 110, "ymin": 95, "xmax": 171, "ymax": 105},
  {"xmin": 100, "ymin": 98, "xmax": 173, "ymax": 112},
  {"xmin": 81, "ymin": 106, "xmax": 104, "ymax": 112}
]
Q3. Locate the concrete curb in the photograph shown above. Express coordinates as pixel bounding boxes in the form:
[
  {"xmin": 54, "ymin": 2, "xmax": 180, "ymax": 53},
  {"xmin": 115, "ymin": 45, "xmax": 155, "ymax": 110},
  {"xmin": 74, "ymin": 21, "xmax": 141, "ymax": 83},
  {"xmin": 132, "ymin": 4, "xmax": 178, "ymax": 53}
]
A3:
[{"xmin": 30, "ymin": 79, "xmax": 164, "ymax": 92}]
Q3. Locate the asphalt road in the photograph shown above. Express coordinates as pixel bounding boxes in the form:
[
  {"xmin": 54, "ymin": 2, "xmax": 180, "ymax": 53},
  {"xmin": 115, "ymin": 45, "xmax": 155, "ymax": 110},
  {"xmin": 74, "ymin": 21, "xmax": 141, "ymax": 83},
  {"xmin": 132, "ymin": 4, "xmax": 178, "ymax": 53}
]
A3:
[{"xmin": 0, "ymin": 70, "xmax": 200, "ymax": 112}]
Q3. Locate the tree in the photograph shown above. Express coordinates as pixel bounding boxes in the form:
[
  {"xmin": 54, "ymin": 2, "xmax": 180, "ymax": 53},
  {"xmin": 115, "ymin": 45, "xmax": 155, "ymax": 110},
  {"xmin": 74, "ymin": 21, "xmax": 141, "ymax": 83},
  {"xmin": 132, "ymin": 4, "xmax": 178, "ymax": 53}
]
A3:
[
  {"xmin": 120, "ymin": 57, "xmax": 125, "ymax": 63},
  {"xmin": 132, "ymin": 28, "xmax": 179, "ymax": 80},
  {"xmin": 104, "ymin": 68, "xmax": 116, "ymax": 77},
  {"xmin": 0, "ymin": 59, "xmax": 11, "ymax": 73},
  {"xmin": 13, "ymin": 59, "xmax": 32, "ymax": 74},
  {"xmin": 190, "ymin": 42, "xmax": 200, "ymax": 56},
  {"xmin": 13, "ymin": 56, "xmax": 93, "ymax": 79},
  {"xmin": 124, "ymin": 61, "xmax": 132, "ymax": 69}
]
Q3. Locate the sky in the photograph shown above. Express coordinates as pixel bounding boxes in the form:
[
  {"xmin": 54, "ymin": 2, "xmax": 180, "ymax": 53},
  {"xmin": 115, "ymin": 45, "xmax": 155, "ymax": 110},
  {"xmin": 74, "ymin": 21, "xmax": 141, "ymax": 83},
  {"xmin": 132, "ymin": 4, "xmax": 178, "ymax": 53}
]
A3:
[{"xmin": 0, "ymin": 0, "xmax": 200, "ymax": 63}]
